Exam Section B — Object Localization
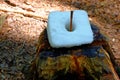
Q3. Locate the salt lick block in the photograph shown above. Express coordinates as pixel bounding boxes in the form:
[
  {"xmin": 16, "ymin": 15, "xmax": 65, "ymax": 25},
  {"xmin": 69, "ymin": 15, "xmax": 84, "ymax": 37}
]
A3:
[{"xmin": 47, "ymin": 10, "xmax": 93, "ymax": 48}]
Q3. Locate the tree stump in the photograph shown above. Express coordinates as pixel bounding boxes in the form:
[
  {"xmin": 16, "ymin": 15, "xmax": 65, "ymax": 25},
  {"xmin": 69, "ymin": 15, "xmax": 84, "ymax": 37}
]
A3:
[{"xmin": 22, "ymin": 24, "xmax": 119, "ymax": 80}]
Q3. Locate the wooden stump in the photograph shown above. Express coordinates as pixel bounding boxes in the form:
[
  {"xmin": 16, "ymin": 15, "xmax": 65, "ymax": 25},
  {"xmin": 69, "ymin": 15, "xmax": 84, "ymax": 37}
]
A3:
[{"xmin": 23, "ymin": 24, "xmax": 119, "ymax": 80}]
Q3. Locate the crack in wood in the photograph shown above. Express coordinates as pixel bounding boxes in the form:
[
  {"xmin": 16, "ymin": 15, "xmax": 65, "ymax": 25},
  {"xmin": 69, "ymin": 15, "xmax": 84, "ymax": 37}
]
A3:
[
  {"xmin": 0, "ymin": 7, "xmax": 47, "ymax": 21},
  {"xmin": 4, "ymin": 0, "xmax": 35, "ymax": 12},
  {"xmin": 4, "ymin": 0, "xmax": 16, "ymax": 7}
]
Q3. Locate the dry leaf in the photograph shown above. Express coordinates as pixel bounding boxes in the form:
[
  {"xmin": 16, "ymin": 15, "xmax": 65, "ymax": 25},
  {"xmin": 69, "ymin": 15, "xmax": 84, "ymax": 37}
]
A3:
[{"xmin": 0, "ymin": 13, "xmax": 7, "ymax": 30}]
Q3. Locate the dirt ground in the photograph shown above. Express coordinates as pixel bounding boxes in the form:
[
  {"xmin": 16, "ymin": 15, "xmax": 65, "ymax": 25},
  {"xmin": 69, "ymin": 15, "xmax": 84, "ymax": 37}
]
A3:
[{"xmin": 0, "ymin": 0, "xmax": 120, "ymax": 80}]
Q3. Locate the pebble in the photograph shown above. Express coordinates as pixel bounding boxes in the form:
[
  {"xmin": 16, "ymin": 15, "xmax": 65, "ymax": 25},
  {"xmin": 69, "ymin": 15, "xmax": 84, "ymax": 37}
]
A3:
[{"xmin": 112, "ymin": 38, "xmax": 115, "ymax": 42}]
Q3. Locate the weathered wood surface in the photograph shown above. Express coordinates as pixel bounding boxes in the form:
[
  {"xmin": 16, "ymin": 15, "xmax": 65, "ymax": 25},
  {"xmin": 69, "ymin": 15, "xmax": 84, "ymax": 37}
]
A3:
[{"xmin": 0, "ymin": 0, "xmax": 120, "ymax": 80}]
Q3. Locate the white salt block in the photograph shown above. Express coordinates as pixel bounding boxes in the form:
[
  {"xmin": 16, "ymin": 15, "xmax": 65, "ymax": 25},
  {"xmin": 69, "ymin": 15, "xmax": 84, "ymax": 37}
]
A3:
[{"xmin": 47, "ymin": 10, "xmax": 94, "ymax": 48}]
